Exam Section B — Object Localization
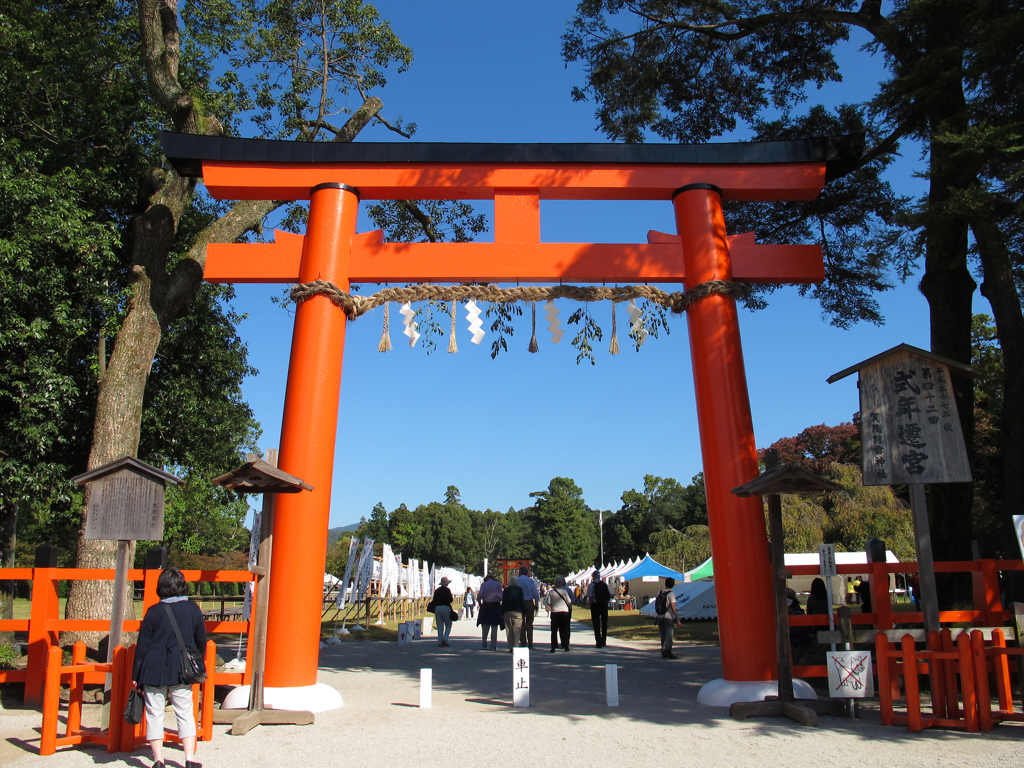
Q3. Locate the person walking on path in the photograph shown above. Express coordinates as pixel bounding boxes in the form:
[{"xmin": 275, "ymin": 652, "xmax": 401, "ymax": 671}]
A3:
[
  {"xmin": 432, "ymin": 576, "xmax": 455, "ymax": 647},
  {"xmin": 501, "ymin": 575, "xmax": 526, "ymax": 652},
  {"xmin": 585, "ymin": 570, "xmax": 611, "ymax": 648},
  {"xmin": 477, "ymin": 574, "xmax": 503, "ymax": 650},
  {"xmin": 517, "ymin": 566, "xmax": 539, "ymax": 648},
  {"xmin": 132, "ymin": 567, "xmax": 206, "ymax": 768},
  {"xmin": 546, "ymin": 576, "xmax": 573, "ymax": 652},
  {"xmin": 464, "ymin": 586, "xmax": 476, "ymax": 619},
  {"xmin": 654, "ymin": 578, "xmax": 680, "ymax": 659}
]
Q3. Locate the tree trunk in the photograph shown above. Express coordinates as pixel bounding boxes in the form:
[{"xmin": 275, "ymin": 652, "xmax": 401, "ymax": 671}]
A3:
[
  {"xmin": 972, "ymin": 218, "xmax": 1024, "ymax": 600},
  {"xmin": 916, "ymin": 45, "xmax": 977, "ymax": 605},
  {"xmin": 64, "ymin": 222, "xmax": 168, "ymax": 647}
]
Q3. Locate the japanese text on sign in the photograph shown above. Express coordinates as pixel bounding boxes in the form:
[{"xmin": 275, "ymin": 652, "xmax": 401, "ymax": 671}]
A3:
[{"xmin": 858, "ymin": 351, "xmax": 971, "ymax": 486}]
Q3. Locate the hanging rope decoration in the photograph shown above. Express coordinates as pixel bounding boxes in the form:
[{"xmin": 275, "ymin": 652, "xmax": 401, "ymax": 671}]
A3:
[
  {"xmin": 528, "ymin": 301, "xmax": 539, "ymax": 353},
  {"xmin": 609, "ymin": 300, "xmax": 620, "ymax": 355},
  {"xmin": 447, "ymin": 301, "xmax": 458, "ymax": 354},
  {"xmin": 377, "ymin": 301, "xmax": 392, "ymax": 352},
  {"xmin": 289, "ymin": 279, "xmax": 748, "ymax": 351}
]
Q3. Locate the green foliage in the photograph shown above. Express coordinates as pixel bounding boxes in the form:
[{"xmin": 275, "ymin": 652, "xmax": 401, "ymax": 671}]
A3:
[
  {"xmin": 528, "ymin": 477, "xmax": 599, "ymax": 581},
  {"xmin": 0, "ymin": 643, "xmax": 20, "ymax": 669},
  {"xmin": 649, "ymin": 525, "xmax": 711, "ymax": 574},
  {"xmin": 603, "ymin": 474, "xmax": 707, "ymax": 562},
  {"xmin": 324, "ymin": 534, "xmax": 354, "ymax": 577},
  {"xmin": 774, "ymin": 463, "xmax": 915, "ymax": 560},
  {"xmin": 971, "ymin": 314, "xmax": 1008, "ymax": 551}
]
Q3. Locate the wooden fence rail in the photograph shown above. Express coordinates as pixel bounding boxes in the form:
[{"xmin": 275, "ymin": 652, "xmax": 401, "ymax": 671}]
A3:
[{"xmin": 0, "ymin": 562, "xmax": 257, "ymax": 705}]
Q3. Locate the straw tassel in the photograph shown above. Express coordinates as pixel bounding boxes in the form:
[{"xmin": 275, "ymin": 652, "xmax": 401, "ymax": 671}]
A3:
[
  {"xmin": 447, "ymin": 301, "xmax": 458, "ymax": 353},
  {"xmin": 528, "ymin": 301, "xmax": 539, "ymax": 353},
  {"xmin": 609, "ymin": 301, "xmax": 620, "ymax": 355},
  {"xmin": 378, "ymin": 302, "xmax": 392, "ymax": 352}
]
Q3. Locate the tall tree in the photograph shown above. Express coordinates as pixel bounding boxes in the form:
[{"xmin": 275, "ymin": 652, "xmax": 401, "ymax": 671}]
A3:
[
  {"xmin": 563, "ymin": 0, "xmax": 1024, "ymax": 564},
  {"xmin": 0, "ymin": 0, "xmax": 258, "ymax": 641},
  {"xmin": 51, "ymin": 0, "xmax": 462, "ymax": 643},
  {"xmin": 528, "ymin": 477, "xmax": 599, "ymax": 581}
]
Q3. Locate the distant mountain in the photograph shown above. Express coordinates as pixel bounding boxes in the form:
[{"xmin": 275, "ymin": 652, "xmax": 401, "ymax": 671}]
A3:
[{"xmin": 327, "ymin": 523, "xmax": 361, "ymax": 545}]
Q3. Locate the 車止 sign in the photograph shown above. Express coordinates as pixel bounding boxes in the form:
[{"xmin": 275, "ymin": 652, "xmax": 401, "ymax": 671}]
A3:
[{"xmin": 856, "ymin": 348, "xmax": 972, "ymax": 486}]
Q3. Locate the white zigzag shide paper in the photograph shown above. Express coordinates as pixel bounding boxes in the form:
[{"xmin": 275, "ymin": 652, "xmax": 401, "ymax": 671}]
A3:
[
  {"xmin": 465, "ymin": 299, "xmax": 484, "ymax": 345},
  {"xmin": 627, "ymin": 299, "xmax": 648, "ymax": 346},
  {"xmin": 545, "ymin": 299, "xmax": 563, "ymax": 344},
  {"xmin": 400, "ymin": 302, "xmax": 420, "ymax": 347}
]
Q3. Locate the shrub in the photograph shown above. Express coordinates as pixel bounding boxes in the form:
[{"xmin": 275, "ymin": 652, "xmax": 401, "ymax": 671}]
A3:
[{"xmin": 0, "ymin": 644, "xmax": 20, "ymax": 670}]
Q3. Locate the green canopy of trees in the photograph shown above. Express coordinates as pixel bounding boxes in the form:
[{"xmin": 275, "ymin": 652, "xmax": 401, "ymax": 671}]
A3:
[{"xmin": 562, "ymin": 0, "xmax": 1024, "ymax": 567}]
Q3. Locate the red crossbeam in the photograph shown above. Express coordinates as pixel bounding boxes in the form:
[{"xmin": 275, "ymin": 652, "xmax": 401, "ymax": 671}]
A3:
[
  {"xmin": 200, "ymin": 161, "xmax": 827, "ymax": 202},
  {"xmin": 204, "ymin": 229, "xmax": 822, "ymax": 284}
]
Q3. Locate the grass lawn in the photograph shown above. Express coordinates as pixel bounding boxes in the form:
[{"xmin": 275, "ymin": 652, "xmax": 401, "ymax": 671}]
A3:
[{"xmin": 575, "ymin": 610, "xmax": 720, "ymax": 645}]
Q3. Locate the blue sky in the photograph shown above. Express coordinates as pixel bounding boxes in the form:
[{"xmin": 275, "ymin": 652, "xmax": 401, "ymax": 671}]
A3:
[{"xmin": 220, "ymin": 2, "xmax": 989, "ymax": 527}]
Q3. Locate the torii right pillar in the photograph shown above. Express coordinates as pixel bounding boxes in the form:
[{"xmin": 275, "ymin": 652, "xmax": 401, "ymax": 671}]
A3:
[{"xmin": 673, "ymin": 184, "xmax": 783, "ymax": 705}]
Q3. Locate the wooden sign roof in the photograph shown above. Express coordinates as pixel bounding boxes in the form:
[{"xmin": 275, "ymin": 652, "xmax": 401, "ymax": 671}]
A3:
[
  {"xmin": 731, "ymin": 463, "xmax": 845, "ymax": 497},
  {"xmin": 827, "ymin": 343, "xmax": 980, "ymax": 383},
  {"xmin": 71, "ymin": 456, "xmax": 181, "ymax": 487},
  {"xmin": 212, "ymin": 453, "xmax": 313, "ymax": 494}
]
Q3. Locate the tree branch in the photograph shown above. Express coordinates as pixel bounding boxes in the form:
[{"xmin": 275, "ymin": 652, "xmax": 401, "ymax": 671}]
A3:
[{"xmin": 333, "ymin": 96, "xmax": 383, "ymax": 143}]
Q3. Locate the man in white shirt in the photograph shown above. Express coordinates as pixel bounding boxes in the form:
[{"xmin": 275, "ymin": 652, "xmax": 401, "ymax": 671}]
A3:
[{"xmin": 517, "ymin": 566, "xmax": 539, "ymax": 648}]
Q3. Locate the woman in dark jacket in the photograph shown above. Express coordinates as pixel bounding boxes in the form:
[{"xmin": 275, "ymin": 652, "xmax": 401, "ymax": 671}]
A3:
[
  {"xmin": 132, "ymin": 567, "xmax": 207, "ymax": 768},
  {"xmin": 432, "ymin": 576, "xmax": 455, "ymax": 647}
]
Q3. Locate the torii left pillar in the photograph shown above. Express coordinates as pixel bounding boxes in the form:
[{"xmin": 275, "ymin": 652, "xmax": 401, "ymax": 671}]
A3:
[{"xmin": 261, "ymin": 182, "xmax": 357, "ymax": 711}]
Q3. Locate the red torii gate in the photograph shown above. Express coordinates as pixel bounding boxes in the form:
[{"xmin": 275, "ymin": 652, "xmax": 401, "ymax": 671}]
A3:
[{"xmin": 164, "ymin": 133, "xmax": 860, "ymax": 707}]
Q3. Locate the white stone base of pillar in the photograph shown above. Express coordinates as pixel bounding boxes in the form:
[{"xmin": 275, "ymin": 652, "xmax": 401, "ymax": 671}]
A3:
[
  {"xmin": 696, "ymin": 678, "xmax": 817, "ymax": 707},
  {"xmin": 221, "ymin": 682, "xmax": 343, "ymax": 713}
]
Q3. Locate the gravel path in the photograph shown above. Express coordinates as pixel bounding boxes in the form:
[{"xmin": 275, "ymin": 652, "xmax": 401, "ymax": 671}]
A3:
[{"xmin": 2, "ymin": 612, "xmax": 1021, "ymax": 768}]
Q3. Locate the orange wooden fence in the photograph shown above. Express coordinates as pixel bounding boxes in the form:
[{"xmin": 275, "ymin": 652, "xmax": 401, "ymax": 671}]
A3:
[
  {"xmin": 39, "ymin": 639, "xmax": 218, "ymax": 755},
  {"xmin": 787, "ymin": 558, "xmax": 1024, "ymax": 680},
  {"xmin": 874, "ymin": 627, "xmax": 1024, "ymax": 733},
  {"xmin": 0, "ymin": 562, "xmax": 256, "ymax": 706}
]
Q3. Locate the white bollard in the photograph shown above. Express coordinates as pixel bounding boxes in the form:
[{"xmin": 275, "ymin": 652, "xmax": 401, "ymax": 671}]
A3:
[
  {"xmin": 512, "ymin": 647, "xmax": 530, "ymax": 707},
  {"xmin": 419, "ymin": 617, "xmax": 430, "ymax": 637},
  {"xmin": 605, "ymin": 664, "xmax": 619, "ymax": 707},
  {"xmin": 420, "ymin": 668, "xmax": 432, "ymax": 708}
]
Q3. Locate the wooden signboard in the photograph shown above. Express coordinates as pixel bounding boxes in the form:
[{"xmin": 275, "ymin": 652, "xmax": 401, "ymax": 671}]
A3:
[
  {"xmin": 83, "ymin": 466, "xmax": 166, "ymax": 541},
  {"xmin": 857, "ymin": 349, "xmax": 972, "ymax": 486}
]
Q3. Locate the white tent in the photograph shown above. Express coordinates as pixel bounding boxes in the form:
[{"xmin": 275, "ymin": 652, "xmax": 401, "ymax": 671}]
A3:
[{"xmin": 639, "ymin": 579, "xmax": 717, "ymax": 620}]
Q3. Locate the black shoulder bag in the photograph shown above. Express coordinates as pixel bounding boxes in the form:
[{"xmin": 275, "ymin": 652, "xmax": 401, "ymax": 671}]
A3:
[{"xmin": 164, "ymin": 603, "xmax": 207, "ymax": 685}]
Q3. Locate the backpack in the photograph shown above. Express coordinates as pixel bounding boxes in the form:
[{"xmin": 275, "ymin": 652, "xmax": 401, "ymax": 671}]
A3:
[
  {"xmin": 655, "ymin": 589, "xmax": 670, "ymax": 616},
  {"xmin": 593, "ymin": 580, "xmax": 611, "ymax": 606}
]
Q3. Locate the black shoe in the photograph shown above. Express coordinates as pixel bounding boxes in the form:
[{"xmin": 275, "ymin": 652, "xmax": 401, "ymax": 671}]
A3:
[
  {"xmin": 508, "ymin": 648, "xmax": 513, "ymax": 653},
  {"xmin": 664, "ymin": 652, "xmax": 677, "ymax": 659},
  {"xmin": 550, "ymin": 648, "xmax": 557, "ymax": 653},
  {"xmin": 153, "ymin": 762, "xmax": 165, "ymax": 768},
  {"xmin": 186, "ymin": 762, "xmax": 202, "ymax": 768}
]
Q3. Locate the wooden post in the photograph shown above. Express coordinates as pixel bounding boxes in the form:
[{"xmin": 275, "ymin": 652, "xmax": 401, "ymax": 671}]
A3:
[
  {"xmin": 40, "ymin": 646, "xmax": 63, "ymax": 755},
  {"xmin": 1015, "ymin": 603, "xmax": 1024, "ymax": 706},
  {"xmin": 26, "ymin": 545, "xmax": 59, "ymax": 706},
  {"xmin": 101, "ymin": 539, "xmax": 130, "ymax": 729},
  {"xmin": 908, "ymin": 484, "xmax": 940, "ymax": 632}
]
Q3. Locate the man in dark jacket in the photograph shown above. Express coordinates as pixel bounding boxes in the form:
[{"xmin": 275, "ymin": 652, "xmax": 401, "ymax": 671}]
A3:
[
  {"xmin": 500, "ymin": 575, "xmax": 526, "ymax": 651},
  {"xmin": 133, "ymin": 567, "xmax": 207, "ymax": 768},
  {"xmin": 585, "ymin": 570, "xmax": 611, "ymax": 647}
]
